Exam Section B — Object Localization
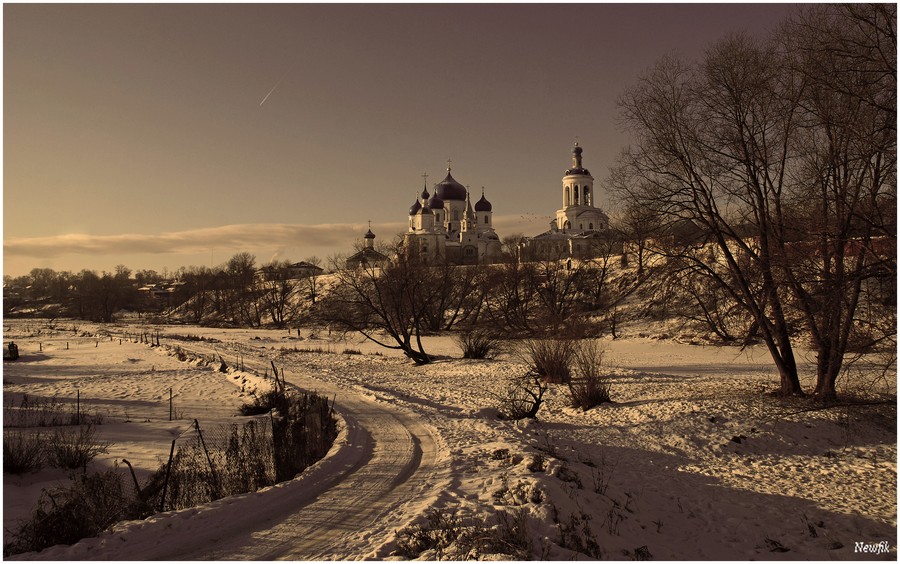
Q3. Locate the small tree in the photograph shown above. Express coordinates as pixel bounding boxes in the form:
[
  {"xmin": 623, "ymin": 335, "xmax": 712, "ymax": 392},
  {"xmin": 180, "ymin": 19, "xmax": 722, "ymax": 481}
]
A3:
[
  {"xmin": 498, "ymin": 371, "xmax": 548, "ymax": 420},
  {"xmin": 320, "ymin": 251, "xmax": 438, "ymax": 365}
]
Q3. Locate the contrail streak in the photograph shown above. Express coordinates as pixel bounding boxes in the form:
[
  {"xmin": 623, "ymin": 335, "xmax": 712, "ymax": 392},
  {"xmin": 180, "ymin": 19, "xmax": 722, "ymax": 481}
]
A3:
[{"xmin": 259, "ymin": 73, "xmax": 286, "ymax": 106}]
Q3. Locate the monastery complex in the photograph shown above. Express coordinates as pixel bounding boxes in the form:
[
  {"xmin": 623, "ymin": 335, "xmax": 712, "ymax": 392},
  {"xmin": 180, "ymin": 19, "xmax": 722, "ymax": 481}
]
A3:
[{"xmin": 350, "ymin": 143, "xmax": 612, "ymax": 267}]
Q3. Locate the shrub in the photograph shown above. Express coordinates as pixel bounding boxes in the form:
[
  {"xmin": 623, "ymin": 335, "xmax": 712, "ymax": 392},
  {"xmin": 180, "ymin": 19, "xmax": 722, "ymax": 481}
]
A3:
[
  {"xmin": 498, "ymin": 371, "xmax": 548, "ymax": 420},
  {"xmin": 567, "ymin": 340, "xmax": 612, "ymax": 410},
  {"xmin": 3, "ymin": 430, "xmax": 44, "ymax": 474},
  {"xmin": 454, "ymin": 328, "xmax": 505, "ymax": 359},
  {"xmin": 5, "ymin": 470, "xmax": 131, "ymax": 555},
  {"xmin": 238, "ymin": 388, "xmax": 282, "ymax": 416},
  {"xmin": 46, "ymin": 424, "xmax": 110, "ymax": 470},
  {"xmin": 395, "ymin": 507, "xmax": 533, "ymax": 560},
  {"xmin": 518, "ymin": 338, "xmax": 576, "ymax": 383}
]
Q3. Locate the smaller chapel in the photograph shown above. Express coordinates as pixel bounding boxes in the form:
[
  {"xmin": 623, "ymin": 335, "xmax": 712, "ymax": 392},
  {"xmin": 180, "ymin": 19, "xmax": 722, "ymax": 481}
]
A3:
[{"xmin": 403, "ymin": 164, "xmax": 502, "ymax": 265}]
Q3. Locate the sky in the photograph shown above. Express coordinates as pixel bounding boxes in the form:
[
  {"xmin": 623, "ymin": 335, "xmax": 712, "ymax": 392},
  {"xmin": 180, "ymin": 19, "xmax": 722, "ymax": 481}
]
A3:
[{"xmin": 3, "ymin": 3, "xmax": 798, "ymax": 278}]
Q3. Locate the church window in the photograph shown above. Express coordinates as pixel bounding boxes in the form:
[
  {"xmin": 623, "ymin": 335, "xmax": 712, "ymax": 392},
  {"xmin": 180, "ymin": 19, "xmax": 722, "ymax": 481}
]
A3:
[
  {"xmin": 584, "ymin": 187, "xmax": 590, "ymax": 205},
  {"xmin": 484, "ymin": 216, "xmax": 488, "ymax": 224},
  {"xmin": 589, "ymin": 222, "xmax": 594, "ymax": 230},
  {"xmin": 574, "ymin": 187, "xmax": 579, "ymax": 205},
  {"xmin": 579, "ymin": 223, "xmax": 583, "ymax": 230},
  {"xmin": 453, "ymin": 210, "xmax": 459, "ymax": 221}
]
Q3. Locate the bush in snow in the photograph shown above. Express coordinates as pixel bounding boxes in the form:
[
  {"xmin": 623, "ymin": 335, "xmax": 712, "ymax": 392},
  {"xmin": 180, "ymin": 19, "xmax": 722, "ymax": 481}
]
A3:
[
  {"xmin": 45, "ymin": 423, "xmax": 110, "ymax": 470},
  {"xmin": 4, "ymin": 469, "xmax": 138, "ymax": 556},
  {"xmin": 395, "ymin": 506, "xmax": 533, "ymax": 560},
  {"xmin": 498, "ymin": 371, "xmax": 548, "ymax": 420},
  {"xmin": 567, "ymin": 340, "xmax": 612, "ymax": 410},
  {"xmin": 3, "ymin": 430, "xmax": 45, "ymax": 474},
  {"xmin": 238, "ymin": 387, "xmax": 282, "ymax": 416},
  {"xmin": 518, "ymin": 338, "xmax": 576, "ymax": 383},
  {"xmin": 454, "ymin": 328, "xmax": 505, "ymax": 360}
]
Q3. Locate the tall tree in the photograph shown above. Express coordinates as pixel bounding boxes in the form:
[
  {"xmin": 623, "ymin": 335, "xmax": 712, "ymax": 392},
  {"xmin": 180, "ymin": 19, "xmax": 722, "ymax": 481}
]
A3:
[{"xmin": 614, "ymin": 5, "xmax": 896, "ymax": 399}]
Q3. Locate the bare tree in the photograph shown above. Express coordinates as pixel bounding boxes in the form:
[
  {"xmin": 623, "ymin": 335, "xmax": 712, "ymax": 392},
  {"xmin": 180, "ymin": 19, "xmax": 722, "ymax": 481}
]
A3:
[
  {"xmin": 320, "ymin": 252, "xmax": 440, "ymax": 365},
  {"xmin": 614, "ymin": 5, "xmax": 896, "ymax": 399},
  {"xmin": 302, "ymin": 256, "xmax": 323, "ymax": 306},
  {"xmin": 257, "ymin": 260, "xmax": 300, "ymax": 326},
  {"xmin": 614, "ymin": 36, "xmax": 805, "ymax": 395},
  {"xmin": 776, "ymin": 4, "xmax": 897, "ymax": 399}
]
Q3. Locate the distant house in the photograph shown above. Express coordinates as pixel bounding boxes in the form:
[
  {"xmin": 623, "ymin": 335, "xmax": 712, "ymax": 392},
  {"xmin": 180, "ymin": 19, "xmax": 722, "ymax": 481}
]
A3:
[
  {"xmin": 346, "ymin": 229, "xmax": 389, "ymax": 269},
  {"xmin": 138, "ymin": 281, "xmax": 185, "ymax": 307},
  {"xmin": 255, "ymin": 261, "xmax": 325, "ymax": 282}
]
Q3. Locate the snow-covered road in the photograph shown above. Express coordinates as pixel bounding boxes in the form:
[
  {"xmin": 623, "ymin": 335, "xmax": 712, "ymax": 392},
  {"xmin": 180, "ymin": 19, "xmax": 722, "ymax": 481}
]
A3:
[{"xmin": 14, "ymin": 340, "xmax": 448, "ymax": 561}]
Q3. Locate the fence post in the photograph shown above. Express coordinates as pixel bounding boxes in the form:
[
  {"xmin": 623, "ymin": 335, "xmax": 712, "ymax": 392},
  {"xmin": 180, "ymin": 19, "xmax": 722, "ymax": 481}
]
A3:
[
  {"xmin": 76, "ymin": 389, "xmax": 81, "ymax": 425},
  {"xmin": 121, "ymin": 458, "xmax": 142, "ymax": 497},
  {"xmin": 169, "ymin": 388, "xmax": 173, "ymax": 421},
  {"xmin": 160, "ymin": 439, "xmax": 176, "ymax": 512},
  {"xmin": 271, "ymin": 361, "xmax": 279, "ymax": 392},
  {"xmin": 194, "ymin": 419, "xmax": 220, "ymax": 498}
]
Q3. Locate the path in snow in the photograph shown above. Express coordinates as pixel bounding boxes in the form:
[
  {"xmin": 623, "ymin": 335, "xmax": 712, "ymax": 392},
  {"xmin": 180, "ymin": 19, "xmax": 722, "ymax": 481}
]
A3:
[
  {"xmin": 17, "ymin": 339, "xmax": 447, "ymax": 561},
  {"xmin": 177, "ymin": 350, "xmax": 443, "ymax": 561}
]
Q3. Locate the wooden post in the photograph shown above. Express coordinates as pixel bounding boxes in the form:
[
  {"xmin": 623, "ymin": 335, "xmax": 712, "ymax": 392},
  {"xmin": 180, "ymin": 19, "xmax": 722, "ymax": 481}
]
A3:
[
  {"xmin": 76, "ymin": 389, "xmax": 81, "ymax": 425},
  {"xmin": 169, "ymin": 388, "xmax": 173, "ymax": 421},
  {"xmin": 122, "ymin": 458, "xmax": 142, "ymax": 497},
  {"xmin": 160, "ymin": 439, "xmax": 176, "ymax": 512},
  {"xmin": 194, "ymin": 419, "xmax": 220, "ymax": 497}
]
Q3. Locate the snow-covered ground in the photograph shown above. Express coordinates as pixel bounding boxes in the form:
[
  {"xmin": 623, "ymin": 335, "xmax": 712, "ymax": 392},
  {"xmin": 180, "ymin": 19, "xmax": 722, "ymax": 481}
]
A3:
[{"xmin": 3, "ymin": 319, "xmax": 896, "ymax": 560}]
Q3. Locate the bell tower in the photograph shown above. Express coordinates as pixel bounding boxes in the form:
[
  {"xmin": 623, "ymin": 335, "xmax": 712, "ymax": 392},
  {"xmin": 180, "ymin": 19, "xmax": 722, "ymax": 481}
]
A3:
[{"xmin": 556, "ymin": 141, "xmax": 600, "ymax": 232}]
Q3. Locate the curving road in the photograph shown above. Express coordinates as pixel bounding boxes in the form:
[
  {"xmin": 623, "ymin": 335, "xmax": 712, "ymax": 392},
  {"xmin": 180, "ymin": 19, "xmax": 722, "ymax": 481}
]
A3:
[
  {"xmin": 168, "ymin": 346, "xmax": 445, "ymax": 560},
  {"xmin": 21, "ymin": 342, "xmax": 446, "ymax": 561}
]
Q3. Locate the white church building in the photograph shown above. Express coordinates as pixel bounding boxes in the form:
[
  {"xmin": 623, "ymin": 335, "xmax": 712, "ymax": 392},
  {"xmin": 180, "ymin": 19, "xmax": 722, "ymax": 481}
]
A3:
[
  {"xmin": 403, "ymin": 164, "xmax": 502, "ymax": 265},
  {"xmin": 524, "ymin": 142, "xmax": 611, "ymax": 259},
  {"xmin": 349, "ymin": 143, "xmax": 612, "ymax": 267}
]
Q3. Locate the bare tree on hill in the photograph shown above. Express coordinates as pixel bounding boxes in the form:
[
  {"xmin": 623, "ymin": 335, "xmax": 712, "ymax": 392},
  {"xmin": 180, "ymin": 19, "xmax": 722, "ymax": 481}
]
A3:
[{"xmin": 613, "ymin": 4, "xmax": 896, "ymax": 399}]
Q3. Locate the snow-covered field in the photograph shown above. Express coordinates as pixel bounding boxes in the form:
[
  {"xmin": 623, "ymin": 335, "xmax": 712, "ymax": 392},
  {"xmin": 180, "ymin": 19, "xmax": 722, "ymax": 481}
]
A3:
[{"xmin": 3, "ymin": 319, "xmax": 896, "ymax": 560}]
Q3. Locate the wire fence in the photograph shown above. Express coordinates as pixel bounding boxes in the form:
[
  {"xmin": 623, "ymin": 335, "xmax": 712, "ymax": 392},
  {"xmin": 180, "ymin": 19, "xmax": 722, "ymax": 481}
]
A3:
[
  {"xmin": 155, "ymin": 390, "xmax": 337, "ymax": 512},
  {"xmin": 160, "ymin": 416, "xmax": 276, "ymax": 511}
]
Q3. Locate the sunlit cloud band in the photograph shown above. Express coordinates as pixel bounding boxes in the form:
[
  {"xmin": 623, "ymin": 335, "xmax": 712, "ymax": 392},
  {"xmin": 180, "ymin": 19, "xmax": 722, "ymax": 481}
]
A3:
[{"xmin": 5, "ymin": 215, "xmax": 551, "ymax": 259}]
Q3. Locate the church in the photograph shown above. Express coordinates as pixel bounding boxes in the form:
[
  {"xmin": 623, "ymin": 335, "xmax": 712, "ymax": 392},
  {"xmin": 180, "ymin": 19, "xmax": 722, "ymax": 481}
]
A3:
[
  {"xmin": 523, "ymin": 142, "xmax": 611, "ymax": 260},
  {"xmin": 349, "ymin": 143, "xmax": 611, "ymax": 267},
  {"xmin": 403, "ymin": 163, "xmax": 502, "ymax": 265}
]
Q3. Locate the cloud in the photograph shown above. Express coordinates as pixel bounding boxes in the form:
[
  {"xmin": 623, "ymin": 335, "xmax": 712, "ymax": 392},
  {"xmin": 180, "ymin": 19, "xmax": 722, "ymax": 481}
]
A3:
[
  {"xmin": 4, "ymin": 215, "xmax": 552, "ymax": 261},
  {"xmin": 4, "ymin": 222, "xmax": 406, "ymax": 259}
]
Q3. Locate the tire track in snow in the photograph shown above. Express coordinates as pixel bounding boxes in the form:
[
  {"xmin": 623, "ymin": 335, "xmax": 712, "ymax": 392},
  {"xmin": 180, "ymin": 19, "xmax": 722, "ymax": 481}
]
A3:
[
  {"xmin": 164, "ymin": 346, "xmax": 444, "ymax": 560},
  {"xmin": 17, "ymin": 343, "xmax": 444, "ymax": 561}
]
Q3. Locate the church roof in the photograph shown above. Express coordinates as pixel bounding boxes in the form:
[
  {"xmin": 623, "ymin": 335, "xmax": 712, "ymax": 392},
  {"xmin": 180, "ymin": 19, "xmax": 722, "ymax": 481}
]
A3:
[
  {"xmin": 428, "ymin": 194, "xmax": 445, "ymax": 209},
  {"xmin": 474, "ymin": 191, "xmax": 492, "ymax": 212},
  {"xmin": 434, "ymin": 170, "xmax": 467, "ymax": 201},
  {"xmin": 346, "ymin": 247, "xmax": 389, "ymax": 266},
  {"xmin": 565, "ymin": 143, "xmax": 592, "ymax": 177},
  {"xmin": 409, "ymin": 198, "xmax": 422, "ymax": 215}
]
